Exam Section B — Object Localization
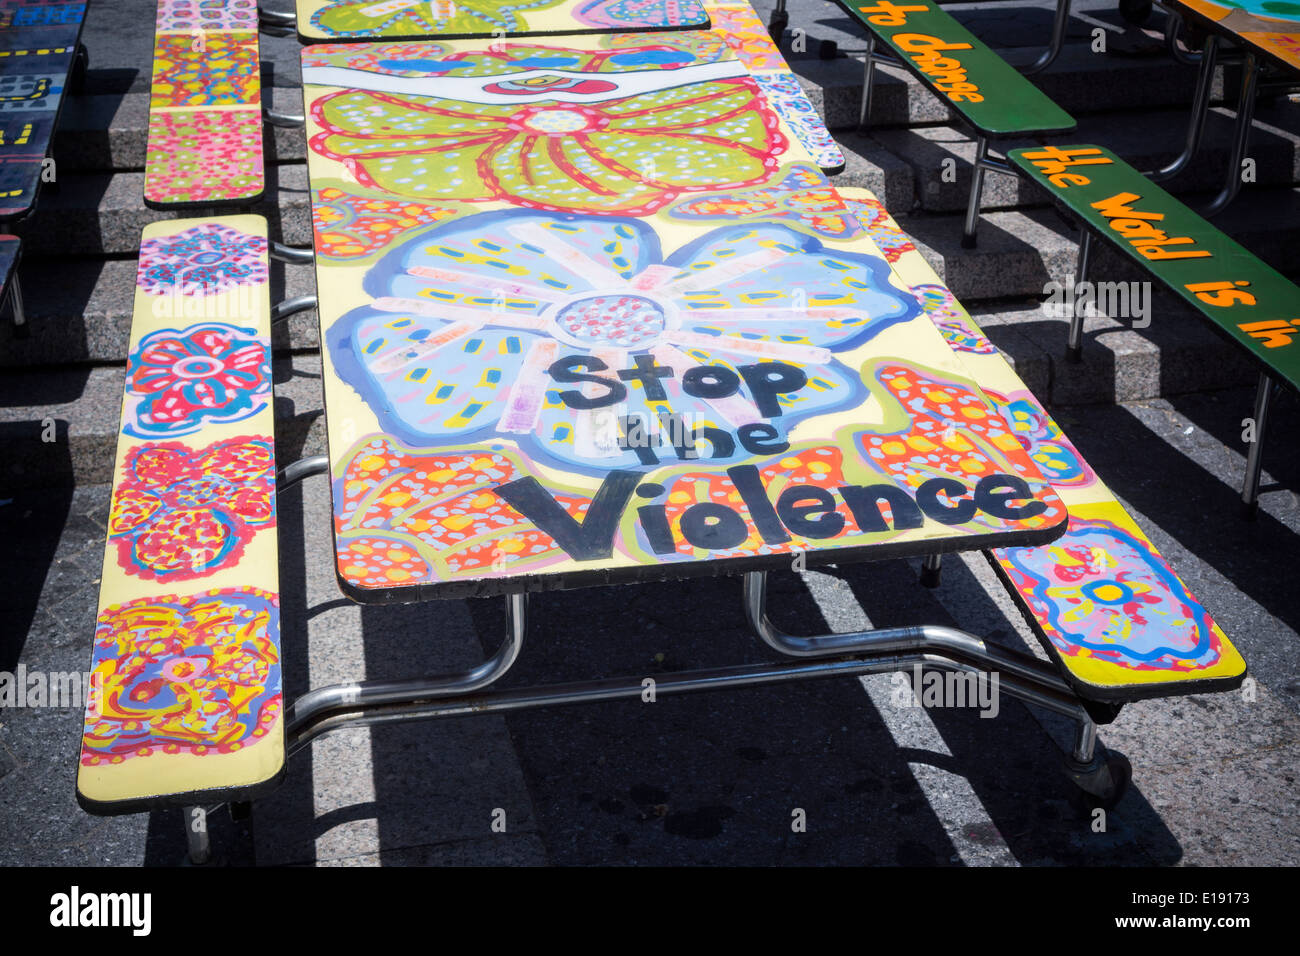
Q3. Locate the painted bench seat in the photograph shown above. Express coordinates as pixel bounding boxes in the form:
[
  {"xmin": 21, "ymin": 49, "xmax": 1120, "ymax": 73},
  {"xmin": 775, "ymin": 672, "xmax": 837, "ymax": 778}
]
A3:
[
  {"xmin": 836, "ymin": 0, "xmax": 1075, "ymax": 137},
  {"xmin": 77, "ymin": 215, "xmax": 283, "ymax": 814},
  {"xmin": 833, "ymin": 0, "xmax": 1075, "ymax": 246},
  {"xmin": 144, "ymin": 0, "xmax": 265, "ymax": 209},
  {"xmin": 838, "ymin": 185, "xmax": 1248, "ymax": 703},
  {"xmin": 0, "ymin": 0, "xmax": 88, "ymax": 222},
  {"xmin": 1009, "ymin": 144, "xmax": 1300, "ymax": 393}
]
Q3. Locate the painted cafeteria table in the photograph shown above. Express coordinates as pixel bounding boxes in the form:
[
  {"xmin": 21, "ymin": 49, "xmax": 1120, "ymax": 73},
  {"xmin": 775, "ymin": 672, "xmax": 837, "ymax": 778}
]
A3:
[
  {"xmin": 1156, "ymin": 0, "xmax": 1300, "ymax": 212},
  {"xmin": 283, "ymin": 30, "xmax": 1105, "ymax": 775}
]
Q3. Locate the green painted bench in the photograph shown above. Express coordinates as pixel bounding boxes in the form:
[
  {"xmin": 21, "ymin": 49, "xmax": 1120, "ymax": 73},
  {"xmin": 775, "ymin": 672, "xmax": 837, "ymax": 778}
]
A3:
[
  {"xmin": 1009, "ymin": 143, "xmax": 1300, "ymax": 516},
  {"xmin": 77, "ymin": 215, "xmax": 284, "ymax": 821},
  {"xmin": 833, "ymin": 0, "xmax": 1076, "ymax": 246}
]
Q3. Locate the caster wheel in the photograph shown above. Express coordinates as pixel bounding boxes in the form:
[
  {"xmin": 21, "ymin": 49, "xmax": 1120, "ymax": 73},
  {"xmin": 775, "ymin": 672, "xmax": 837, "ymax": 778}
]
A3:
[
  {"xmin": 1119, "ymin": 0, "xmax": 1152, "ymax": 25},
  {"xmin": 1068, "ymin": 750, "xmax": 1131, "ymax": 812},
  {"xmin": 767, "ymin": 9, "xmax": 789, "ymax": 45}
]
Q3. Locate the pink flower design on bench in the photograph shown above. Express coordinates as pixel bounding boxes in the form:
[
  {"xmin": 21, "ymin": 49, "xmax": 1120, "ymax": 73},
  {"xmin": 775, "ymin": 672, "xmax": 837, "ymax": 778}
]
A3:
[
  {"xmin": 108, "ymin": 437, "xmax": 277, "ymax": 581},
  {"xmin": 124, "ymin": 323, "xmax": 271, "ymax": 438},
  {"xmin": 80, "ymin": 588, "xmax": 281, "ymax": 763},
  {"xmin": 137, "ymin": 222, "xmax": 269, "ymax": 296},
  {"xmin": 326, "ymin": 210, "xmax": 918, "ymax": 473}
]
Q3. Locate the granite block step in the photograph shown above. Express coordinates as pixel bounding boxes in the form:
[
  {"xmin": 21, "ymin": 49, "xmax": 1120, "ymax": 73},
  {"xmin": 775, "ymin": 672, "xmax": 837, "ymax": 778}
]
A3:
[
  {"xmin": 0, "ymin": 256, "xmax": 319, "ymax": 367},
  {"xmin": 0, "ymin": 352, "xmax": 327, "ymax": 489},
  {"xmin": 7, "ymin": 163, "xmax": 312, "ymax": 256}
]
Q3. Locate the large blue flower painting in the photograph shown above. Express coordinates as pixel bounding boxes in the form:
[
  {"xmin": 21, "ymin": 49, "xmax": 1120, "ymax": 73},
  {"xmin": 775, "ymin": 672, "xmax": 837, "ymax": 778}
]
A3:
[{"xmin": 327, "ymin": 210, "xmax": 920, "ymax": 473}]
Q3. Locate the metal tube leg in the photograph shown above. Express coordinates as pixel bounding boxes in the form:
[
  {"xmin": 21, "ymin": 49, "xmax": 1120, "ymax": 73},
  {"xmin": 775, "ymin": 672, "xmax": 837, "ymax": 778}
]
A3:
[
  {"xmin": 1206, "ymin": 52, "xmax": 1259, "ymax": 216},
  {"xmin": 185, "ymin": 806, "xmax": 211, "ymax": 865},
  {"xmin": 270, "ymin": 241, "xmax": 314, "ymax": 265},
  {"xmin": 8, "ymin": 274, "xmax": 26, "ymax": 338},
  {"xmin": 919, "ymin": 553, "xmax": 942, "ymax": 588},
  {"xmin": 1152, "ymin": 35, "xmax": 1217, "ymax": 181},
  {"xmin": 277, "ymin": 455, "xmax": 329, "ymax": 490},
  {"xmin": 1241, "ymin": 371, "xmax": 1274, "ymax": 518},
  {"xmin": 1072, "ymin": 716, "xmax": 1097, "ymax": 763},
  {"xmin": 1022, "ymin": 0, "xmax": 1072, "ymax": 75},
  {"xmin": 287, "ymin": 591, "xmax": 527, "ymax": 756},
  {"xmin": 961, "ymin": 137, "xmax": 989, "ymax": 249},
  {"xmin": 745, "ymin": 570, "xmax": 1105, "ymax": 791},
  {"xmin": 1066, "ymin": 231, "xmax": 1093, "ymax": 362},
  {"xmin": 271, "ymin": 295, "xmax": 317, "ymax": 325},
  {"xmin": 858, "ymin": 36, "xmax": 877, "ymax": 131}
]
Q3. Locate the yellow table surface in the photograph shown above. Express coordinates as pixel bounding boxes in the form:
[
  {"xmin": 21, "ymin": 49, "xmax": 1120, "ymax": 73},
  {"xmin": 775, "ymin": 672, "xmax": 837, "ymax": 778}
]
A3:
[{"xmin": 300, "ymin": 32, "xmax": 1069, "ymax": 601}]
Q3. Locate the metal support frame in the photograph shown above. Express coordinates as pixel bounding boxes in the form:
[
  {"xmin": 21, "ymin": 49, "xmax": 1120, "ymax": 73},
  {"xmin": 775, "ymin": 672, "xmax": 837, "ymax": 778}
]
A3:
[
  {"xmin": 184, "ymin": 806, "xmax": 210, "ymax": 865},
  {"xmin": 271, "ymin": 294, "xmax": 317, "ymax": 326},
  {"xmin": 919, "ymin": 553, "xmax": 942, "ymax": 588},
  {"xmin": 1162, "ymin": 8, "xmax": 1204, "ymax": 67},
  {"xmin": 263, "ymin": 106, "xmax": 306, "ymax": 129},
  {"xmin": 1205, "ymin": 51, "xmax": 1259, "ymax": 217},
  {"xmin": 1020, "ymin": 0, "xmax": 1072, "ymax": 75},
  {"xmin": 1065, "ymin": 230, "xmax": 1093, "ymax": 363},
  {"xmin": 270, "ymin": 241, "xmax": 315, "ymax": 265},
  {"xmin": 1151, "ymin": 34, "xmax": 1218, "ymax": 182},
  {"xmin": 284, "ymin": 572, "xmax": 1099, "ymax": 768},
  {"xmin": 855, "ymin": 35, "xmax": 907, "ymax": 130},
  {"xmin": 6, "ymin": 273, "xmax": 25, "ymax": 338},
  {"xmin": 859, "ymin": 35, "xmax": 878, "ymax": 130},
  {"xmin": 1240, "ymin": 371, "xmax": 1275, "ymax": 517},
  {"xmin": 851, "ymin": 33, "xmax": 1012, "ymax": 248},
  {"xmin": 259, "ymin": 6, "xmax": 295, "ymax": 26},
  {"xmin": 962, "ymin": 138, "xmax": 1012, "ymax": 248},
  {"xmin": 276, "ymin": 455, "xmax": 329, "ymax": 491}
]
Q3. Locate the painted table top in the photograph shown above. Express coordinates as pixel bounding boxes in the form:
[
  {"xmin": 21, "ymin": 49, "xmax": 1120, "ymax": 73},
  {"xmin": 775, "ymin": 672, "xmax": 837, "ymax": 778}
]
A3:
[
  {"xmin": 0, "ymin": 1, "xmax": 87, "ymax": 221},
  {"xmin": 143, "ymin": 0, "xmax": 265, "ymax": 209},
  {"xmin": 301, "ymin": 33, "xmax": 1068, "ymax": 602},
  {"xmin": 295, "ymin": 0, "xmax": 712, "ymax": 43},
  {"xmin": 1010, "ymin": 144, "xmax": 1300, "ymax": 394},
  {"xmin": 840, "ymin": 185, "xmax": 1246, "ymax": 701},
  {"xmin": 832, "ymin": 0, "xmax": 1075, "ymax": 138},
  {"xmin": 1170, "ymin": 0, "xmax": 1300, "ymax": 75},
  {"xmin": 78, "ymin": 215, "xmax": 284, "ymax": 812},
  {"xmin": 703, "ymin": 0, "xmax": 844, "ymax": 173}
]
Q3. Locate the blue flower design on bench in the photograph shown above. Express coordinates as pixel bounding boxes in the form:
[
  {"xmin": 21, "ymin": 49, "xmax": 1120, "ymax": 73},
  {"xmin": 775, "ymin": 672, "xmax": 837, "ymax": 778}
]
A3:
[
  {"xmin": 326, "ymin": 210, "xmax": 919, "ymax": 473},
  {"xmin": 124, "ymin": 323, "xmax": 272, "ymax": 438},
  {"xmin": 998, "ymin": 517, "xmax": 1220, "ymax": 670}
]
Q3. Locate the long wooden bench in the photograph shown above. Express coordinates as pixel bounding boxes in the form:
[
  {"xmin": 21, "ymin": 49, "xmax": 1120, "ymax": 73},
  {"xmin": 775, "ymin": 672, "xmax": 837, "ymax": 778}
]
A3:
[
  {"xmin": 839, "ymin": 185, "xmax": 1248, "ymax": 705},
  {"xmin": 1009, "ymin": 144, "xmax": 1300, "ymax": 516},
  {"xmin": 833, "ymin": 0, "xmax": 1076, "ymax": 246},
  {"xmin": 77, "ymin": 215, "xmax": 284, "ymax": 815},
  {"xmin": 0, "ymin": 0, "xmax": 88, "ymax": 222},
  {"xmin": 144, "ymin": 0, "xmax": 266, "ymax": 208}
]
